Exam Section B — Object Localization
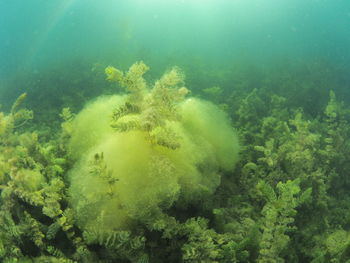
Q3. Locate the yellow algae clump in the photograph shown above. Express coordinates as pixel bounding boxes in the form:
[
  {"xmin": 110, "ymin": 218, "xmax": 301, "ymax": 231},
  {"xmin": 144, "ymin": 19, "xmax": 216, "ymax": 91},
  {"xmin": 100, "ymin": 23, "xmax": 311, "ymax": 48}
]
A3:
[
  {"xmin": 68, "ymin": 62, "xmax": 239, "ymax": 236},
  {"xmin": 180, "ymin": 98, "xmax": 239, "ymax": 171},
  {"xmin": 68, "ymin": 95, "xmax": 126, "ymax": 159}
]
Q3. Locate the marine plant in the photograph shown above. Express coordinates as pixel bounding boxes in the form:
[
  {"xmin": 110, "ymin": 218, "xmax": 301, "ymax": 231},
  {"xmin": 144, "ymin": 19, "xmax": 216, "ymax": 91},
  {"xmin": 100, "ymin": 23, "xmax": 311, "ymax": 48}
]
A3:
[
  {"xmin": 67, "ymin": 62, "xmax": 240, "ymax": 262},
  {"xmin": 0, "ymin": 94, "xmax": 84, "ymax": 262},
  {"xmin": 1, "ymin": 58, "xmax": 350, "ymax": 262}
]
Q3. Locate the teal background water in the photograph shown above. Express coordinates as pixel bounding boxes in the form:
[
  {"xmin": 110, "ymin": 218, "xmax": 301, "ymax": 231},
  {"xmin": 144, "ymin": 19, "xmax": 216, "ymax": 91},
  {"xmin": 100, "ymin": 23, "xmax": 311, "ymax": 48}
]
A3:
[
  {"xmin": 1, "ymin": 0, "xmax": 350, "ymax": 106},
  {"xmin": 2, "ymin": 0, "xmax": 350, "ymax": 71}
]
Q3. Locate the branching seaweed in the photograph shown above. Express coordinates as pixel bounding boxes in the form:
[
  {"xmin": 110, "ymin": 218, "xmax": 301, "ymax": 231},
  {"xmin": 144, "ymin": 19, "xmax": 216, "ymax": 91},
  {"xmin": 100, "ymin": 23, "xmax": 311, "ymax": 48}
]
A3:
[{"xmin": 106, "ymin": 62, "xmax": 188, "ymax": 149}]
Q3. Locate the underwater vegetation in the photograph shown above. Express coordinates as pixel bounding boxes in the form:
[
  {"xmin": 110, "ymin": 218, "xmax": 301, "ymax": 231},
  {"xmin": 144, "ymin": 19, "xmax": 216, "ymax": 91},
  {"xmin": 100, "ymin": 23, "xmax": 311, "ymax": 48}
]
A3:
[
  {"xmin": 1, "ymin": 58, "xmax": 350, "ymax": 263},
  {"xmin": 69, "ymin": 61, "xmax": 239, "ymax": 239}
]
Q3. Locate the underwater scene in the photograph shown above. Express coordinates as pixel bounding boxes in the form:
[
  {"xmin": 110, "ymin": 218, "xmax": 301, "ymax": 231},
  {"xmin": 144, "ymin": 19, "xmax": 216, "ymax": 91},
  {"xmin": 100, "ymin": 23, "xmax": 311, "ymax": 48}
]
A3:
[{"xmin": 1, "ymin": 0, "xmax": 350, "ymax": 262}]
